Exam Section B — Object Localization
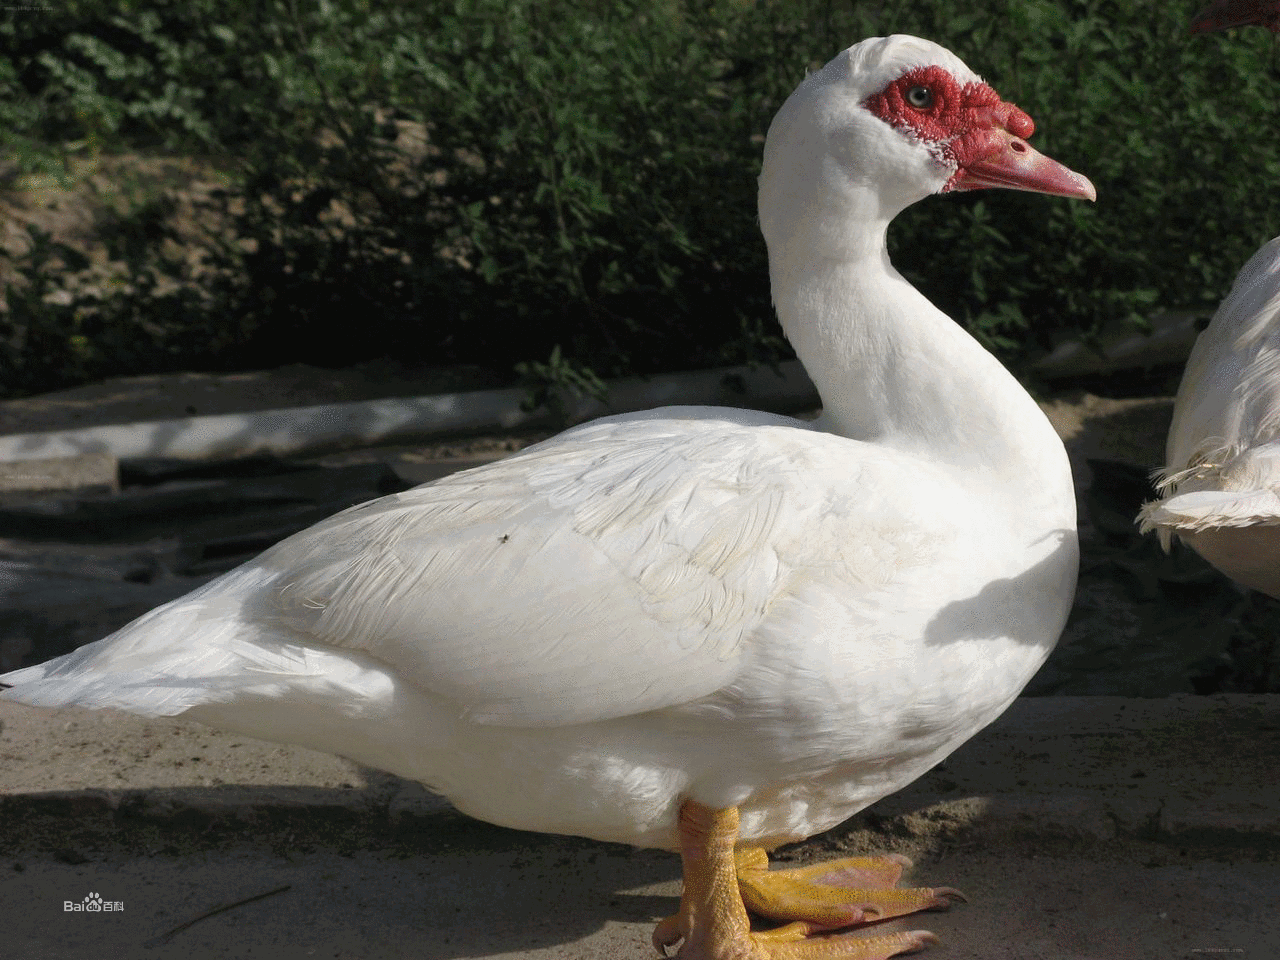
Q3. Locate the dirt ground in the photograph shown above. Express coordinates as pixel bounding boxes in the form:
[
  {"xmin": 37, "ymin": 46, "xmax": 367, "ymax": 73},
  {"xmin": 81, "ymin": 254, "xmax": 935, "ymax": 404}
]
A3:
[{"xmin": 2, "ymin": 694, "xmax": 1277, "ymax": 960}]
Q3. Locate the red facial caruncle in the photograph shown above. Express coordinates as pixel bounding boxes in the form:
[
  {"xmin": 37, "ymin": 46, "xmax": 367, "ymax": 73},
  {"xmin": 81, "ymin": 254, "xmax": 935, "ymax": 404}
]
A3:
[
  {"xmin": 861, "ymin": 64, "xmax": 1095, "ymax": 201},
  {"xmin": 862, "ymin": 66, "xmax": 1033, "ymax": 192}
]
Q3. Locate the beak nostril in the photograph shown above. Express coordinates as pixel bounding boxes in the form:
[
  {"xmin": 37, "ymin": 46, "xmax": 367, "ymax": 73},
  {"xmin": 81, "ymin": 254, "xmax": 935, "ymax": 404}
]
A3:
[{"xmin": 1011, "ymin": 140, "xmax": 1027, "ymax": 153}]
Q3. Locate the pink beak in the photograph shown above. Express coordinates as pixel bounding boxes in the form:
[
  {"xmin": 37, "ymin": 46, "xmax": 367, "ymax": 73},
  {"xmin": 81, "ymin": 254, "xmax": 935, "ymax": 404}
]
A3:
[
  {"xmin": 949, "ymin": 128, "xmax": 1097, "ymax": 201},
  {"xmin": 1190, "ymin": 0, "xmax": 1280, "ymax": 34}
]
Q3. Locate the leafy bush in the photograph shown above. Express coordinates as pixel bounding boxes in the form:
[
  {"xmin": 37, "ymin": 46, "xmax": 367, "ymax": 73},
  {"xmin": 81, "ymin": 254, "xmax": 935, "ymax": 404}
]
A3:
[{"xmin": 3, "ymin": 0, "xmax": 1280, "ymax": 399}]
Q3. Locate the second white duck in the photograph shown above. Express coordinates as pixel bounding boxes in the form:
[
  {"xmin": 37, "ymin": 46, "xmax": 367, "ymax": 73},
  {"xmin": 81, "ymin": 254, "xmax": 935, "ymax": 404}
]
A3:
[{"xmin": 1140, "ymin": 238, "xmax": 1280, "ymax": 597}]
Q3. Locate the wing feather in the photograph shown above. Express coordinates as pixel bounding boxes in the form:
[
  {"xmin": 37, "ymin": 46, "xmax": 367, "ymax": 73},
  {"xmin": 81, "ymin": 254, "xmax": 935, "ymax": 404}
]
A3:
[{"xmin": 249, "ymin": 415, "xmax": 827, "ymax": 726}]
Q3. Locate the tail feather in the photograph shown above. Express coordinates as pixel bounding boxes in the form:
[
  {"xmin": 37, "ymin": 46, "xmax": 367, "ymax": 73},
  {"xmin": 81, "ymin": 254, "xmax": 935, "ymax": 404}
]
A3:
[{"xmin": 0, "ymin": 589, "xmax": 399, "ymax": 720}]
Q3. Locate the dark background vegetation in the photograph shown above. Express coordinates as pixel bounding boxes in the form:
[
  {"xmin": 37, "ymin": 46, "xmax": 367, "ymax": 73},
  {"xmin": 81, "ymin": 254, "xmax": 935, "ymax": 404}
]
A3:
[{"xmin": 2, "ymin": 0, "xmax": 1279, "ymax": 400}]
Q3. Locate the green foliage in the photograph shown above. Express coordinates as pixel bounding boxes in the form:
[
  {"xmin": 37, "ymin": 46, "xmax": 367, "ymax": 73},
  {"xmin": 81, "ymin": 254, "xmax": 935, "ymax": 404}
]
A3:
[
  {"xmin": 515, "ymin": 344, "xmax": 609, "ymax": 424},
  {"xmin": 3, "ymin": 0, "xmax": 1280, "ymax": 398}
]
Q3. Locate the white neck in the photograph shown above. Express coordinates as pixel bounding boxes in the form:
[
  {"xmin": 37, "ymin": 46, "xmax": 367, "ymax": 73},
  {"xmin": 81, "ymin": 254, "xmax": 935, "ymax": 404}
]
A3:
[
  {"xmin": 767, "ymin": 199, "xmax": 1074, "ymax": 523},
  {"xmin": 755, "ymin": 45, "xmax": 1076, "ymax": 528}
]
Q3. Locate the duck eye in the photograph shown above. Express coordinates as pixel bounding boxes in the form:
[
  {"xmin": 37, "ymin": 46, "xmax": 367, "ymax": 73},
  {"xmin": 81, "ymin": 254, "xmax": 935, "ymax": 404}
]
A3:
[{"xmin": 906, "ymin": 86, "xmax": 933, "ymax": 109}]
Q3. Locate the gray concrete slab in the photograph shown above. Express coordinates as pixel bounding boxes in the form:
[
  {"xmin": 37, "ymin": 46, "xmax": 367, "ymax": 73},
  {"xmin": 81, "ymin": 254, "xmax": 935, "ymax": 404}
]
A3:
[
  {"xmin": 0, "ymin": 452, "xmax": 118, "ymax": 495},
  {"xmin": 0, "ymin": 362, "xmax": 819, "ymax": 464}
]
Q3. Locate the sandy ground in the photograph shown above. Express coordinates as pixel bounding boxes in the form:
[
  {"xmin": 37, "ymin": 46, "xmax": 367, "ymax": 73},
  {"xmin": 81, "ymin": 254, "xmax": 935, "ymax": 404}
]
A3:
[
  {"xmin": 1, "ymin": 368, "xmax": 1278, "ymax": 960},
  {"xmin": 2, "ymin": 695, "xmax": 1277, "ymax": 960}
]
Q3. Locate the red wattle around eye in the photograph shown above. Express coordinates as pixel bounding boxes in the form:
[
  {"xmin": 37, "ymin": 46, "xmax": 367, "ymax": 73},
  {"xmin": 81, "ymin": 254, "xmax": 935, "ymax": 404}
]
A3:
[{"xmin": 863, "ymin": 66, "xmax": 1018, "ymax": 147}]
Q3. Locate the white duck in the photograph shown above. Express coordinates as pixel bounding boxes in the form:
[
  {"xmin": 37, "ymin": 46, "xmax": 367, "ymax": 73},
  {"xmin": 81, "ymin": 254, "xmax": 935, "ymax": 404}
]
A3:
[
  {"xmin": 0, "ymin": 36, "xmax": 1094, "ymax": 960},
  {"xmin": 1139, "ymin": 240, "xmax": 1280, "ymax": 597},
  {"xmin": 1139, "ymin": 1, "xmax": 1280, "ymax": 598}
]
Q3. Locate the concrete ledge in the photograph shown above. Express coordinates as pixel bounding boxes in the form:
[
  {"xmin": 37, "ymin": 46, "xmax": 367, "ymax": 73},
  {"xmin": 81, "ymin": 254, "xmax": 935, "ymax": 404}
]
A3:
[
  {"xmin": 0, "ymin": 452, "xmax": 118, "ymax": 494},
  {"xmin": 0, "ymin": 361, "xmax": 819, "ymax": 464}
]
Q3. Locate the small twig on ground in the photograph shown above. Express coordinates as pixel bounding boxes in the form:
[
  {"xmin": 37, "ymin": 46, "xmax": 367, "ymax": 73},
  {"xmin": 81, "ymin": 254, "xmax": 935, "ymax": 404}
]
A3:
[{"xmin": 143, "ymin": 883, "xmax": 292, "ymax": 947}]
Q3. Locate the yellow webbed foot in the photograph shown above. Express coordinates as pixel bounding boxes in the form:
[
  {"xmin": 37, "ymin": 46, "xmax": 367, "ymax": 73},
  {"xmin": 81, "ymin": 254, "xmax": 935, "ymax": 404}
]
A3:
[
  {"xmin": 654, "ymin": 800, "xmax": 957, "ymax": 960},
  {"xmin": 735, "ymin": 846, "xmax": 964, "ymax": 931}
]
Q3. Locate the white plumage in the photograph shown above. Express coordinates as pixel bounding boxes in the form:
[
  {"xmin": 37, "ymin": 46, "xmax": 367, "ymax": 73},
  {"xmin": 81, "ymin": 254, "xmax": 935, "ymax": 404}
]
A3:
[
  {"xmin": 1139, "ymin": 238, "xmax": 1280, "ymax": 598},
  {"xmin": 1, "ymin": 35, "xmax": 1088, "ymax": 867}
]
